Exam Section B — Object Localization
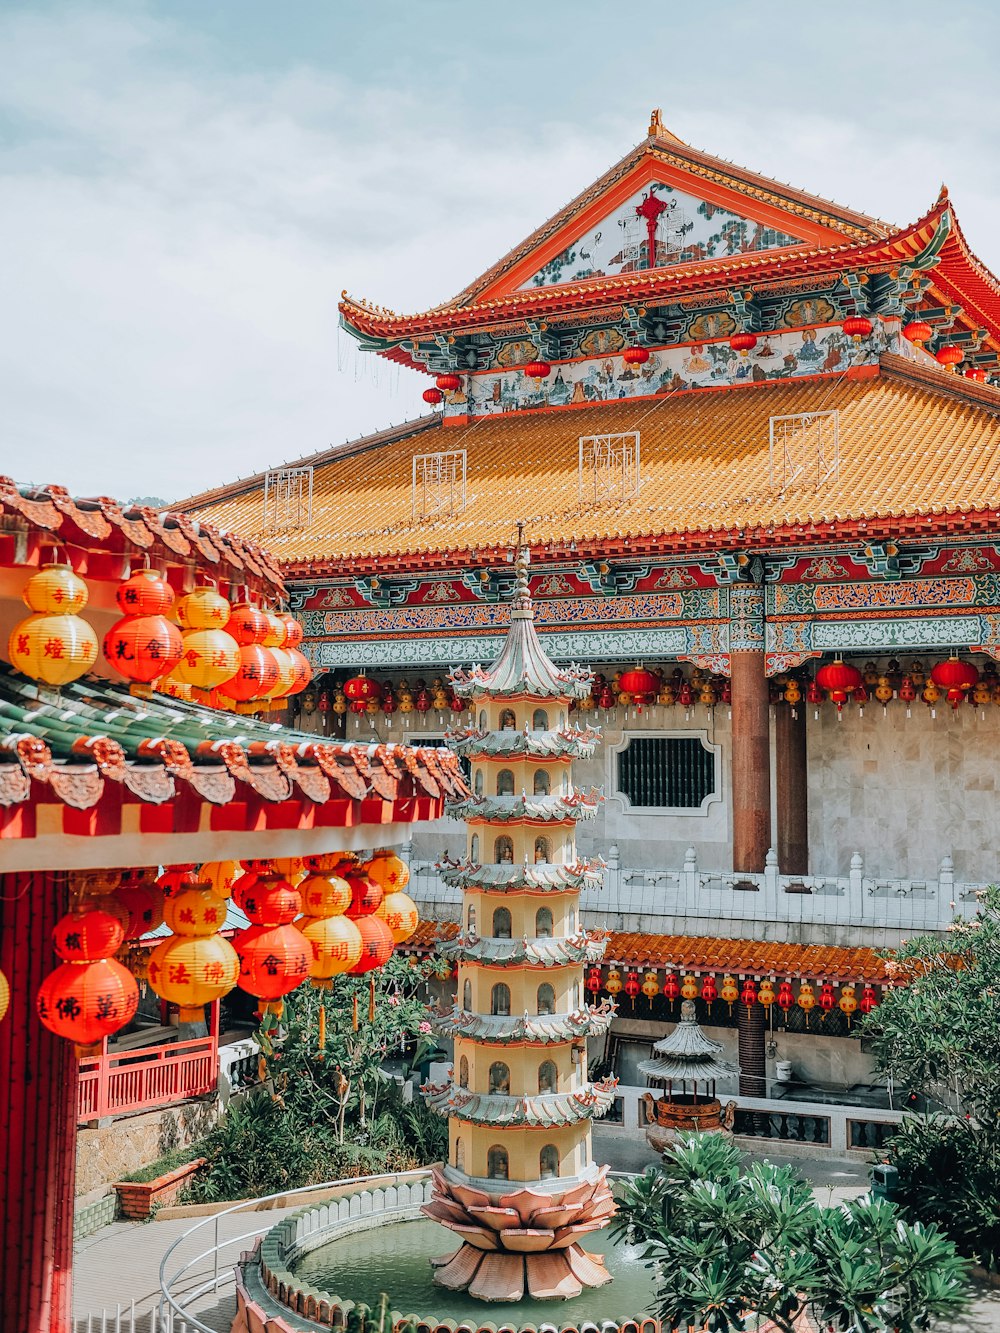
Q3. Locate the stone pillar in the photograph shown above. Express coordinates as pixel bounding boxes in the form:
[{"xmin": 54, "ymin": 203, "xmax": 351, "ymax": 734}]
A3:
[
  {"xmin": 0, "ymin": 870, "xmax": 77, "ymax": 1333},
  {"xmin": 775, "ymin": 700, "xmax": 808, "ymax": 875},
  {"xmin": 737, "ymin": 1001, "xmax": 767, "ymax": 1099},
  {"xmin": 729, "ymin": 584, "xmax": 770, "ymax": 874}
]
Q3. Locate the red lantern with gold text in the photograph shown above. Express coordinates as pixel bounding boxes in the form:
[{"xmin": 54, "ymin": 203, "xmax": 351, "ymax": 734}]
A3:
[
  {"xmin": 930, "ymin": 656, "xmax": 979, "ymax": 709},
  {"xmin": 816, "ymin": 659, "xmax": 863, "ymax": 712},
  {"xmin": 700, "ymin": 974, "xmax": 717, "ymax": 1008},
  {"xmin": 622, "ymin": 345, "xmax": 650, "ymax": 366},
  {"xmin": 818, "ymin": 982, "xmax": 836, "ymax": 1021},
  {"xmin": 586, "ymin": 966, "xmax": 603, "ymax": 996},
  {"xmin": 662, "ymin": 973, "xmax": 680, "ymax": 1008},
  {"xmin": 740, "ymin": 978, "xmax": 757, "ymax": 1010},
  {"xmin": 859, "ymin": 984, "xmax": 878, "ymax": 1015},
  {"xmin": 344, "ymin": 674, "xmax": 381, "ymax": 715},
  {"xmin": 842, "ymin": 315, "xmax": 873, "ymax": 342},
  {"xmin": 777, "ymin": 980, "xmax": 794, "ymax": 1017},
  {"xmin": 37, "ymin": 908, "xmax": 138, "ymax": 1052},
  {"xmin": 624, "ymin": 970, "xmax": 641, "ymax": 1009}
]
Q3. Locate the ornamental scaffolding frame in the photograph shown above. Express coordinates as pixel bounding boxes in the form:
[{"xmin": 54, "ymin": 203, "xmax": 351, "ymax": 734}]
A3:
[
  {"xmin": 768, "ymin": 411, "xmax": 840, "ymax": 493},
  {"xmin": 262, "ymin": 466, "xmax": 314, "ymax": 534},
  {"xmin": 412, "ymin": 448, "xmax": 467, "ymax": 521},
  {"xmin": 578, "ymin": 431, "xmax": 641, "ymax": 506}
]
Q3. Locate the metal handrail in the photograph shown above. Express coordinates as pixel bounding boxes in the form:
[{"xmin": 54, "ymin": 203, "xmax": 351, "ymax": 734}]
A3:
[{"xmin": 157, "ymin": 1165, "xmax": 639, "ymax": 1332}]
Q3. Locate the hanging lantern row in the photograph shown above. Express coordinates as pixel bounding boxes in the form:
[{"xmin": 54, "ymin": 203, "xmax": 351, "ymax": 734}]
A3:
[
  {"xmin": 586, "ymin": 965, "xmax": 879, "ymax": 1025},
  {"xmin": 901, "ymin": 319, "xmax": 989, "ymax": 375},
  {"xmin": 7, "ymin": 565, "xmax": 311, "ymax": 709},
  {"xmin": 808, "ymin": 655, "xmax": 988, "ymax": 715},
  {"xmin": 327, "ymin": 673, "xmax": 476, "ymax": 726},
  {"xmin": 33, "ymin": 851, "xmax": 419, "ymax": 1050}
]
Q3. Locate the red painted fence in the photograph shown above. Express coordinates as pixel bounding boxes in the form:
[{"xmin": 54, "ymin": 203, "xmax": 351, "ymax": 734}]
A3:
[{"xmin": 77, "ymin": 1035, "xmax": 218, "ymax": 1122}]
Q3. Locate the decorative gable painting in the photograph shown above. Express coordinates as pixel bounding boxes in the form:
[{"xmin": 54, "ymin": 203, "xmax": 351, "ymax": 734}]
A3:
[{"xmin": 521, "ymin": 182, "xmax": 806, "ymax": 289}]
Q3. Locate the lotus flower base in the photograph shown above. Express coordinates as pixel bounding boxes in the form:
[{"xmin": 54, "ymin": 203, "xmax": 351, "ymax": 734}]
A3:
[{"xmin": 422, "ymin": 1167, "xmax": 615, "ymax": 1302}]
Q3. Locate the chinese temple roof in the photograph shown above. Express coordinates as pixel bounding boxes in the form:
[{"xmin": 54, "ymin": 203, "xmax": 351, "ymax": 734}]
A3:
[
  {"xmin": 422, "ymin": 1079, "xmax": 619, "ymax": 1127},
  {"xmin": 407, "ymin": 921, "xmax": 891, "ymax": 984},
  {"xmin": 175, "ymin": 358, "xmax": 1000, "ymax": 575},
  {"xmin": 445, "ymin": 724, "xmax": 601, "ymax": 761},
  {"xmin": 430, "ymin": 1000, "xmax": 616, "ymax": 1045},
  {"xmin": 445, "ymin": 791, "xmax": 601, "ymax": 824},
  {"xmin": 637, "ymin": 999, "xmax": 740, "ymax": 1085},
  {"xmin": 437, "ymin": 929, "xmax": 606, "ymax": 967},
  {"xmin": 438, "ymin": 858, "xmax": 604, "ymax": 895},
  {"xmin": 0, "ymin": 663, "xmax": 465, "ymax": 871}
]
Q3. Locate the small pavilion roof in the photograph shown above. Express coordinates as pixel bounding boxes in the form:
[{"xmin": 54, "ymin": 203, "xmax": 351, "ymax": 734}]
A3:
[
  {"xmin": 175, "ymin": 359, "xmax": 1000, "ymax": 576},
  {"xmin": 637, "ymin": 999, "xmax": 740, "ymax": 1084}
]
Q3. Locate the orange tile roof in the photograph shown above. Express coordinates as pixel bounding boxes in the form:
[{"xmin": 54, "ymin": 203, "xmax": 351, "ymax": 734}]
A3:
[
  {"xmin": 179, "ymin": 359, "xmax": 1000, "ymax": 574},
  {"xmin": 406, "ymin": 920, "xmax": 888, "ymax": 983}
]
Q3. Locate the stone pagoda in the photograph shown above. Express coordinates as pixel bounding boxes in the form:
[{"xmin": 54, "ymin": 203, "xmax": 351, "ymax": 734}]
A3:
[
  {"xmin": 639, "ymin": 998, "xmax": 740, "ymax": 1148},
  {"xmin": 421, "ymin": 549, "xmax": 618, "ymax": 1303}
]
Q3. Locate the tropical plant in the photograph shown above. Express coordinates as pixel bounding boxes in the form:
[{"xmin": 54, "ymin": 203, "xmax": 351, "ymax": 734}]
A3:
[{"xmin": 613, "ymin": 1132, "xmax": 969, "ymax": 1333}]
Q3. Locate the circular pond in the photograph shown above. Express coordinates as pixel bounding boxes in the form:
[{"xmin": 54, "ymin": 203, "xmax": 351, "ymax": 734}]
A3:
[{"xmin": 292, "ymin": 1218, "xmax": 657, "ymax": 1325}]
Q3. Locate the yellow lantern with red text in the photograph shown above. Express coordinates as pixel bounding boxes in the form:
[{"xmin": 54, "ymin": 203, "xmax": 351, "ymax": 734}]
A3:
[
  {"xmin": 199, "ymin": 860, "xmax": 240, "ymax": 900},
  {"xmin": 365, "ymin": 851, "xmax": 411, "ymax": 893},
  {"xmin": 379, "ymin": 891, "xmax": 419, "ymax": 944},
  {"xmin": 173, "ymin": 628, "xmax": 240, "ymax": 690},
  {"xmin": 147, "ymin": 884, "xmax": 239, "ymax": 1021},
  {"xmin": 9, "ymin": 566, "xmax": 98, "ymax": 685},
  {"xmin": 176, "ymin": 587, "xmax": 230, "ymax": 630}
]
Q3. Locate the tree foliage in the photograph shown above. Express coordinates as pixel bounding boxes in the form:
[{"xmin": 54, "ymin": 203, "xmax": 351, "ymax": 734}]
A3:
[{"xmin": 612, "ymin": 1133, "xmax": 969, "ymax": 1333}]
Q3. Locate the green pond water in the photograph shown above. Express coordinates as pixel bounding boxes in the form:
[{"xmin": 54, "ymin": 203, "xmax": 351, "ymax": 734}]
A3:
[{"xmin": 293, "ymin": 1218, "xmax": 658, "ymax": 1325}]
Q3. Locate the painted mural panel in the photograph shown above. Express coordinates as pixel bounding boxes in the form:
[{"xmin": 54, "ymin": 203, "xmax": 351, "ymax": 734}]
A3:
[
  {"xmin": 521, "ymin": 182, "xmax": 805, "ymax": 289},
  {"xmin": 444, "ymin": 323, "xmax": 891, "ymax": 420}
]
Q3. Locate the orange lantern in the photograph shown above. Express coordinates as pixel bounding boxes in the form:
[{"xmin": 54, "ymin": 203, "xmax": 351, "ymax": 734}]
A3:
[
  {"xmin": 9, "ymin": 565, "xmax": 98, "ymax": 686},
  {"xmin": 298, "ymin": 865, "xmax": 363, "ymax": 986},
  {"xmin": 37, "ymin": 907, "xmax": 138, "ymax": 1050},
  {"xmin": 225, "ymin": 603, "xmax": 270, "ymax": 645},
  {"xmin": 103, "ymin": 611, "xmax": 183, "ymax": 687},
  {"xmin": 347, "ymin": 915, "xmax": 394, "ymax": 974},
  {"xmin": 266, "ymin": 647, "xmax": 298, "ymax": 702},
  {"xmin": 345, "ymin": 869, "xmax": 383, "ymax": 919},
  {"xmin": 147, "ymin": 884, "xmax": 239, "ymax": 1021},
  {"xmin": 260, "ymin": 612, "xmax": 286, "ymax": 649},
  {"xmin": 797, "ymin": 981, "xmax": 816, "ymax": 1027},
  {"xmin": 216, "ymin": 643, "xmax": 279, "ymax": 706},
  {"xmin": 176, "ymin": 587, "xmax": 230, "ymax": 630},
  {"xmin": 241, "ymin": 875, "xmax": 301, "ymax": 925},
  {"xmin": 721, "ymin": 975, "xmax": 739, "ymax": 1015},
  {"xmin": 198, "ymin": 860, "xmax": 240, "ymax": 900},
  {"xmin": 839, "ymin": 984, "xmax": 858, "ymax": 1026},
  {"xmin": 680, "ymin": 973, "xmax": 698, "ymax": 1001},
  {"xmin": 757, "ymin": 979, "xmax": 776, "ymax": 1008},
  {"xmin": 365, "ymin": 851, "xmax": 410, "ymax": 892},
  {"xmin": 641, "ymin": 970, "xmax": 659, "ymax": 1003},
  {"xmin": 379, "ymin": 891, "xmax": 419, "ymax": 944},
  {"xmin": 157, "ymin": 865, "xmax": 198, "ymax": 899},
  {"xmin": 173, "ymin": 626, "xmax": 241, "ymax": 691},
  {"xmin": 115, "ymin": 879, "xmax": 165, "ymax": 940},
  {"xmin": 280, "ymin": 614, "xmax": 304, "ymax": 650},
  {"xmin": 604, "ymin": 967, "xmax": 623, "ymax": 997},
  {"xmin": 235, "ymin": 923, "xmax": 311, "ymax": 1006},
  {"xmin": 284, "ymin": 647, "xmax": 312, "ymax": 696}
]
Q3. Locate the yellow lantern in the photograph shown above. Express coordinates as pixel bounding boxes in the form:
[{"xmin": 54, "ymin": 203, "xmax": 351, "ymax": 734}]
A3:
[
  {"xmin": 604, "ymin": 967, "xmax": 623, "ymax": 996},
  {"xmin": 681, "ymin": 973, "xmax": 698, "ymax": 1001},
  {"xmin": 757, "ymin": 978, "xmax": 776, "ymax": 1008},
  {"xmin": 272, "ymin": 856, "xmax": 308, "ymax": 885},
  {"xmin": 147, "ymin": 884, "xmax": 238, "ymax": 1020},
  {"xmin": 175, "ymin": 587, "xmax": 230, "ymax": 630},
  {"xmin": 267, "ymin": 647, "xmax": 297, "ymax": 702},
  {"xmin": 299, "ymin": 871, "xmax": 351, "ymax": 916},
  {"xmin": 641, "ymin": 969, "xmax": 659, "ymax": 1002},
  {"xmin": 173, "ymin": 628, "xmax": 240, "ymax": 689},
  {"xmin": 299, "ymin": 914, "xmax": 363, "ymax": 984},
  {"xmin": 797, "ymin": 981, "xmax": 816, "ymax": 1028},
  {"xmin": 9, "ymin": 566, "xmax": 99, "ymax": 686},
  {"xmin": 199, "ymin": 860, "xmax": 240, "ymax": 900},
  {"xmin": 839, "ymin": 984, "xmax": 858, "ymax": 1026},
  {"xmin": 379, "ymin": 890, "xmax": 419, "ymax": 944},
  {"xmin": 260, "ymin": 612, "xmax": 286, "ymax": 648},
  {"xmin": 365, "ymin": 851, "xmax": 411, "ymax": 892},
  {"xmin": 721, "ymin": 974, "xmax": 739, "ymax": 1015},
  {"xmin": 0, "ymin": 967, "xmax": 9, "ymax": 1023}
]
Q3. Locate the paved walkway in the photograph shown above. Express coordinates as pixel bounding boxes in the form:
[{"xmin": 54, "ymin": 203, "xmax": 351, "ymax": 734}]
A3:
[{"xmin": 72, "ymin": 1137, "xmax": 1000, "ymax": 1332}]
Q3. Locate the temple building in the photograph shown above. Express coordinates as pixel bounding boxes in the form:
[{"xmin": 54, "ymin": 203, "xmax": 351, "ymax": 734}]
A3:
[
  {"xmin": 176, "ymin": 110, "xmax": 1000, "ymax": 1115},
  {"xmin": 420, "ymin": 549, "xmax": 618, "ymax": 1303}
]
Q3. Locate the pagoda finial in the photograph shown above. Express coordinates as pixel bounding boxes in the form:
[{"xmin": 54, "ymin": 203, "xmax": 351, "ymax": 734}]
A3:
[
  {"xmin": 648, "ymin": 107, "xmax": 665, "ymax": 138},
  {"xmin": 512, "ymin": 519, "xmax": 532, "ymax": 617}
]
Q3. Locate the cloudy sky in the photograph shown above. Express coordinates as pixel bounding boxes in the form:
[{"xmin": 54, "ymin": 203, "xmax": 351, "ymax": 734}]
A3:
[{"xmin": 3, "ymin": 1, "xmax": 999, "ymax": 501}]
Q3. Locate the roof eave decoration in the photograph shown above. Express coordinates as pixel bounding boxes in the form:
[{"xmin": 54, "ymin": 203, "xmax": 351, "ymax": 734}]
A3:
[
  {"xmin": 421, "ymin": 1079, "xmax": 620, "ymax": 1126},
  {"xmin": 437, "ymin": 856, "xmax": 605, "ymax": 894},
  {"xmin": 429, "ymin": 1001, "xmax": 617, "ymax": 1044},
  {"xmin": 438, "ymin": 929, "xmax": 608, "ymax": 967}
]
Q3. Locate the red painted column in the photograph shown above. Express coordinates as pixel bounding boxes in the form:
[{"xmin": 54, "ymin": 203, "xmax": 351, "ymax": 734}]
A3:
[
  {"xmin": 775, "ymin": 698, "xmax": 808, "ymax": 875},
  {"xmin": 730, "ymin": 649, "xmax": 771, "ymax": 873},
  {"xmin": 0, "ymin": 870, "xmax": 77, "ymax": 1333}
]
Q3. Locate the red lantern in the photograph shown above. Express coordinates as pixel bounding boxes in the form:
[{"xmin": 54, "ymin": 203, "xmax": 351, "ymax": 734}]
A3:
[
  {"xmin": 344, "ymin": 675, "xmax": 381, "ymax": 715},
  {"xmin": 116, "ymin": 570, "xmax": 174, "ymax": 616},
  {"xmin": 523, "ymin": 360, "xmax": 551, "ymax": 380},
  {"xmin": 597, "ymin": 684, "xmax": 616, "ymax": 709},
  {"xmin": 859, "ymin": 984, "xmax": 878, "ymax": 1014},
  {"xmin": 930, "ymin": 657, "xmax": 979, "ymax": 709},
  {"xmin": 116, "ymin": 880, "xmax": 165, "ymax": 939},
  {"xmin": 842, "ymin": 315, "xmax": 873, "ymax": 342},
  {"xmin": 806, "ymin": 678, "xmax": 824, "ymax": 705},
  {"xmin": 740, "ymin": 978, "xmax": 757, "ymax": 1009},
  {"xmin": 37, "ymin": 907, "xmax": 139, "ymax": 1049},
  {"xmin": 436, "ymin": 373, "xmax": 461, "ymax": 392},
  {"xmin": 700, "ymin": 974, "xmax": 717, "ymax": 1007},
  {"xmin": 103, "ymin": 614, "xmax": 183, "ymax": 686},
  {"xmin": 730, "ymin": 331, "xmax": 757, "ymax": 355},
  {"xmin": 816, "ymin": 659, "xmax": 863, "ymax": 711},
  {"xmin": 280, "ymin": 614, "xmax": 304, "ymax": 650},
  {"xmin": 777, "ymin": 980, "xmax": 794, "ymax": 1012},
  {"xmin": 935, "ymin": 345, "xmax": 963, "ymax": 369},
  {"xmin": 678, "ymin": 680, "xmax": 693, "ymax": 707},
  {"xmin": 241, "ymin": 876, "xmax": 301, "ymax": 926},
  {"xmin": 157, "ymin": 865, "xmax": 198, "ymax": 899},
  {"xmin": 216, "ymin": 644, "xmax": 279, "ymax": 704},
  {"xmin": 818, "ymin": 982, "xmax": 836, "ymax": 1018},
  {"xmin": 52, "ymin": 908, "xmax": 124, "ymax": 962},
  {"xmin": 382, "ymin": 686, "xmax": 397, "ymax": 718},
  {"xmin": 415, "ymin": 687, "xmax": 432, "ymax": 713},
  {"xmin": 965, "ymin": 367, "xmax": 988, "ymax": 383},
  {"xmin": 585, "ymin": 966, "xmax": 603, "ymax": 995},
  {"xmin": 422, "ymin": 387, "xmax": 443, "ymax": 405},
  {"xmin": 225, "ymin": 604, "xmax": 270, "ymax": 646},
  {"xmin": 902, "ymin": 320, "xmax": 932, "ymax": 346},
  {"xmin": 345, "ymin": 870, "xmax": 383, "ymax": 919},
  {"xmin": 235, "ymin": 923, "xmax": 311, "ymax": 1004},
  {"xmin": 624, "ymin": 970, "xmax": 641, "ymax": 1008},
  {"xmin": 284, "ymin": 648, "xmax": 312, "ymax": 697},
  {"xmin": 622, "ymin": 346, "xmax": 650, "ymax": 366},
  {"xmin": 619, "ymin": 668, "xmax": 659, "ymax": 702},
  {"xmin": 348, "ymin": 915, "xmax": 394, "ymax": 974},
  {"xmin": 662, "ymin": 973, "xmax": 680, "ymax": 1007}
]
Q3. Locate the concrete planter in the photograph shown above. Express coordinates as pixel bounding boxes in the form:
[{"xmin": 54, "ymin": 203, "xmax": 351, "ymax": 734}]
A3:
[{"xmin": 113, "ymin": 1157, "xmax": 205, "ymax": 1219}]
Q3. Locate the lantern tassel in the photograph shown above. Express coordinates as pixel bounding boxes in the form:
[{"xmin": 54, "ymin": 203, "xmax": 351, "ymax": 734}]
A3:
[
  {"xmin": 317, "ymin": 1004, "xmax": 326, "ymax": 1060},
  {"xmin": 352, "ymin": 993, "xmax": 359, "ymax": 1031},
  {"xmin": 368, "ymin": 975, "xmax": 376, "ymax": 1024}
]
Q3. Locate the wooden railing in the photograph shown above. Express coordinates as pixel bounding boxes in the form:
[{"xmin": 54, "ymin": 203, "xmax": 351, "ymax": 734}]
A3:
[{"xmin": 77, "ymin": 1035, "xmax": 218, "ymax": 1122}]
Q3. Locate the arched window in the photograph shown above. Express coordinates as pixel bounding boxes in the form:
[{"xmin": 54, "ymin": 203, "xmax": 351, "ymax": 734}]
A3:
[
  {"xmin": 492, "ymin": 907, "xmax": 512, "ymax": 939},
  {"xmin": 497, "ymin": 769, "xmax": 514, "ymax": 796},
  {"xmin": 474, "ymin": 768, "xmax": 484, "ymax": 796},
  {"xmin": 537, "ymin": 982, "xmax": 556, "ymax": 1016},
  {"xmin": 470, "ymin": 834, "xmax": 480, "ymax": 862},
  {"xmin": 539, "ymin": 1144, "xmax": 559, "ymax": 1179},
  {"xmin": 538, "ymin": 1060, "xmax": 558, "ymax": 1093},
  {"xmin": 534, "ymin": 836, "xmax": 550, "ymax": 864},
  {"xmin": 533, "ymin": 769, "xmax": 550, "ymax": 795},
  {"xmin": 478, "ymin": 710, "xmax": 487, "ymax": 730},
  {"xmin": 467, "ymin": 904, "xmax": 477, "ymax": 932},
  {"xmin": 489, "ymin": 1061, "xmax": 510, "ymax": 1095},
  {"xmin": 500, "ymin": 709, "xmax": 516, "ymax": 731},
  {"xmin": 535, "ymin": 907, "xmax": 554, "ymax": 938},
  {"xmin": 487, "ymin": 1145, "xmax": 509, "ymax": 1180},
  {"xmin": 532, "ymin": 708, "xmax": 548, "ymax": 730},
  {"xmin": 459, "ymin": 1055, "xmax": 469, "ymax": 1088},
  {"xmin": 495, "ymin": 835, "xmax": 514, "ymax": 864},
  {"xmin": 580, "ymin": 1138, "xmax": 588, "ymax": 1164},
  {"xmin": 491, "ymin": 983, "xmax": 511, "ymax": 1016},
  {"xmin": 463, "ymin": 980, "xmax": 472, "ymax": 1010},
  {"xmin": 455, "ymin": 1137, "xmax": 465, "ymax": 1171},
  {"xmin": 567, "ymin": 906, "xmax": 576, "ymax": 933}
]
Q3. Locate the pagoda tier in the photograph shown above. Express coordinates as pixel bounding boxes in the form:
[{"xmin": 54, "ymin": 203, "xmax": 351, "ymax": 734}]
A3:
[
  {"xmin": 438, "ymin": 858, "xmax": 604, "ymax": 895},
  {"xmin": 430, "ymin": 1001, "xmax": 616, "ymax": 1045},
  {"xmin": 438, "ymin": 930, "xmax": 607, "ymax": 967},
  {"xmin": 445, "ymin": 724, "xmax": 601, "ymax": 762},
  {"xmin": 424, "ymin": 1082, "xmax": 619, "ymax": 1127},
  {"xmin": 421, "ymin": 550, "xmax": 614, "ymax": 1302}
]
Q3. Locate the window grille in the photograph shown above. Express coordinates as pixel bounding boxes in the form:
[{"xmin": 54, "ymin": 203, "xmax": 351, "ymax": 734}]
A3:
[
  {"xmin": 262, "ymin": 466, "xmax": 313, "ymax": 534},
  {"xmin": 617, "ymin": 737, "xmax": 715, "ymax": 809},
  {"xmin": 578, "ymin": 432, "xmax": 640, "ymax": 505},
  {"xmin": 768, "ymin": 411, "xmax": 839, "ymax": 492},
  {"xmin": 412, "ymin": 449, "xmax": 467, "ymax": 520}
]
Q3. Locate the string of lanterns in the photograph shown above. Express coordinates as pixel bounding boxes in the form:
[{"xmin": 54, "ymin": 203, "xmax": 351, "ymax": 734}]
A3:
[
  {"xmin": 6, "ymin": 564, "xmax": 311, "ymax": 712},
  {"xmin": 586, "ymin": 964, "xmax": 879, "ymax": 1027},
  {"xmin": 31, "ymin": 851, "xmax": 420, "ymax": 1054}
]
